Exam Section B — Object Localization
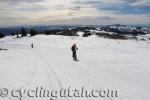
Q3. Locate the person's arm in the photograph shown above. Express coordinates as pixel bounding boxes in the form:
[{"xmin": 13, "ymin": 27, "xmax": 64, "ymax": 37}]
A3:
[{"xmin": 76, "ymin": 46, "xmax": 78, "ymax": 50}]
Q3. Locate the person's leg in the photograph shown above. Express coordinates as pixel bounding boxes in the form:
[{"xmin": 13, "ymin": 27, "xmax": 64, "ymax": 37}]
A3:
[
  {"xmin": 72, "ymin": 52, "xmax": 75, "ymax": 60},
  {"xmin": 74, "ymin": 52, "xmax": 77, "ymax": 61}
]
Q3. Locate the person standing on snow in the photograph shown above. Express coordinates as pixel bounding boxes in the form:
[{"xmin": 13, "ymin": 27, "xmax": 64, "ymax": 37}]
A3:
[
  {"xmin": 71, "ymin": 44, "xmax": 78, "ymax": 61},
  {"xmin": 31, "ymin": 43, "xmax": 34, "ymax": 48}
]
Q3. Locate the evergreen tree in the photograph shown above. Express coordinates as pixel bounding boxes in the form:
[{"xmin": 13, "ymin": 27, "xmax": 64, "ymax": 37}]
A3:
[
  {"xmin": 44, "ymin": 29, "xmax": 49, "ymax": 35},
  {"xmin": 0, "ymin": 33, "xmax": 5, "ymax": 38},
  {"xmin": 21, "ymin": 27, "xmax": 27, "ymax": 37},
  {"xmin": 16, "ymin": 32, "xmax": 19, "ymax": 38},
  {"xmin": 11, "ymin": 31, "xmax": 15, "ymax": 36},
  {"xmin": 30, "ymin": 28, "xmax": 37, "ymax": 36}
]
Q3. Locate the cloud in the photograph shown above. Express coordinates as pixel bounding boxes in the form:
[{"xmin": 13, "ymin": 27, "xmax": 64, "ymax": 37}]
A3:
[
  {"xmin": 0, "ymin": 0, "xmax": 149, "ymax": 26},
  {"xmin": 0, "ymin": 16, "xmax": 28, "ymax": 21},
  {"xmin": 72, "ymin": 0, "xmax": 126, "ymax": 4},
  {"xmin": 96, "ymin": 16, "xmax": 117, "ymax": 20},
  {"xmin": 16, "ymin": 4, "xmax": 47, "ymax": 12},
  {"xmin": 0, "ymin": 0, "xmax": 45, "ymax": 4}
]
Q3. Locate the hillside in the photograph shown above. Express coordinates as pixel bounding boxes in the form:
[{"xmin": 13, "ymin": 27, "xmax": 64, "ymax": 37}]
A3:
[{"xmin": 0, "ymin": 35, "xmax": 150, "ymax": 100}]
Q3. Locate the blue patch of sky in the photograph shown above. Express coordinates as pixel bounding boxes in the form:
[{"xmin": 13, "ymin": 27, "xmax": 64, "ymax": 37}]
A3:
[{"xmin": 93, "ymin": 2, "xmax": 150, "ymax": 15}]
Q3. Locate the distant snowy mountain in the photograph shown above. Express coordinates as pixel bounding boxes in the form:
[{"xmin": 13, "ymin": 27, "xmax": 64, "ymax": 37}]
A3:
[
  {"xmin": 106, "ymin": 24, "xmax": 150, "ymax": 34},
  {"xmin": 0, "ymin": 25, "xmax": 149, "ymax": 36}
]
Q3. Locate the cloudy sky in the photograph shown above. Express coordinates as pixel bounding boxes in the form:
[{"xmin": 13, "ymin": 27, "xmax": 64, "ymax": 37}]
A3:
[{"xmin": 0, "ymin": 0, "xmax": 150, "ymax": 26}]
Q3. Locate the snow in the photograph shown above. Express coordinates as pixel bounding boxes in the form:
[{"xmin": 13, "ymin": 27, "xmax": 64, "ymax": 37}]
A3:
[{"xmin": 0, "ymin": 35, "xmax": 150, "ymax": 100}]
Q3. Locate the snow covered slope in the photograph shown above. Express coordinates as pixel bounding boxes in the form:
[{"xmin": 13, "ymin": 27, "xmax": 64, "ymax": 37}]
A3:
[{"xmin": 0, "ymin": 35, "xmax": 150, "ymax": 100}]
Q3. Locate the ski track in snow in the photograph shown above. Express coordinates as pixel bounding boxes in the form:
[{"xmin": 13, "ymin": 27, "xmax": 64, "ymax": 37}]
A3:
[{"xmin": 32, "ymin": 50, "xmax": 70, "ymax": 100}]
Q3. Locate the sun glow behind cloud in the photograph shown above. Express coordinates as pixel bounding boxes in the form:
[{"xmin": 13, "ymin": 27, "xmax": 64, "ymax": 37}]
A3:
[{"xmin": 0, "ymin": 0, "xmax": 149, "ymax": 26}]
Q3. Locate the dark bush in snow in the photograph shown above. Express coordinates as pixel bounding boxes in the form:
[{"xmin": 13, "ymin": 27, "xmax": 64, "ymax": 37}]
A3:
[
  {"xmin": 44, "ymin": 29, "xmax": 62, "ymax": 35},
  {"xmin": 56, "ymin": 29, "xmax": 78, "ymax": 36},
  {"xmin": 82, "ymin": 32, "xmax": 92, "ymax": 37},
  {"xmin": 30, "ymin": 28, "xmax": 38, "ymax": 36},
  {"xmin": 0, "ymin": 33, "xmax": 5, "ymax": 38},
  {"xmin": 96, "ymin": 33, "xmax": 127, "ymax": 40}
]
